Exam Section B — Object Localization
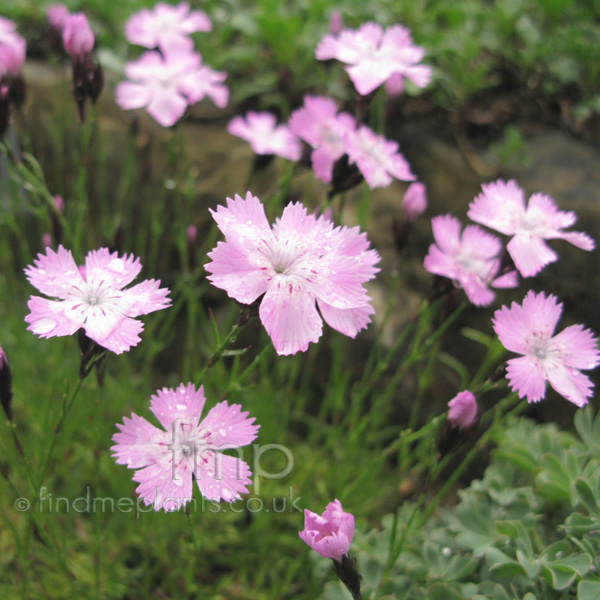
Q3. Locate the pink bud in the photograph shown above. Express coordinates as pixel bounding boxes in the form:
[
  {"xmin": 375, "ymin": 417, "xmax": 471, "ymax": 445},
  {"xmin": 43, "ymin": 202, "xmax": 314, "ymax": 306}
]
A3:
[
  {"xmin": 62, "ymin": 13, "xmax": 95, "ymax": 60},
  {"xmin": 385, "ymin": 72, "xmax": 405, "ymax": 97},
  {"xmin": 42, "ymin": 233, "xmax": 53, "ymax": 247},
  {"xmin": 47, "ymin": 4, "xmax": 70, "ymax": 32},
  {"xmin": 0, "ymin": 33, "xmax": 26, "ymax": 77},
  {"xmin": 448, "ymin": 391, "xmax": 478, "ymax": 430},
  {"xmin": 186, "ymin": 224, "xmax": 197, "ymax": 244},
  {"xmin": 402, "ymin": 181, "xmax": 427, "ymax": 221},
  {"xmin": 299, "ymin": 499, "xmax": 354, "ymax": 560},
  {"xmin": 329, "ymin": 11, "xmax": 343, "ymax": 35},
  {"xmin": 53, "ymin": 195, "xmax": 64, "ymax": 213}
]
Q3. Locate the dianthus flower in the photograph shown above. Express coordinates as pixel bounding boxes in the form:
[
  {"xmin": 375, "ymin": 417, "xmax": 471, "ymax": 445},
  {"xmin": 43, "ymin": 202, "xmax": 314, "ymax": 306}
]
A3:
[
  {"xmin": 299, "ymin": 499, "xmax": 355, "ymax": 560},
  {"xmin": 316, "ymin": 22, "xmax": 432, "ymax": 96},
  {"xmin": 125, "ymin": 2, "xmax": 211, "ymax": 53},
  {"xmin": 227, "ymin": 111, "xmax": 302, "ymax": 161},
  {"xmin": 112, "ymin": 383, "xmax": 259, "ymax": 512},
  {"xmin": 344, "ymin": 125, "xmax": 414, "ymax": 189},
  {"xmin": 0, "ymin": 17, "xmax": 16, "ymax": 44},
  {"xmin": 24, "ymin": 246, "xmax": 171, "ymax": 354},
  {"xmin": 468, "ymin": 179, "xmax": 595, "ymax": 277},
  {"xmin": 289, "ymin": 95, "xmax": 356, "ymax": 183},
  {"xmin": 424, "ymin": 214, "xmax": 518, "ymax": 306},
  {"xmin": 205, "ymin": 192, "xmax": 380, "ymax": 355},
  {"xmin": 493, "ymin": 290, "xmax": 600, "ymax": 407},
  {"xmin": 116, "ymin": 48, "xmax": 228, "ymax": 127}
]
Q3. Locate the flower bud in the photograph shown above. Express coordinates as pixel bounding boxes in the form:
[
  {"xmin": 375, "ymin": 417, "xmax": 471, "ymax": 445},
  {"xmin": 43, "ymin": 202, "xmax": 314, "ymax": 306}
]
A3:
[
  {"xmin": 402, "ymin": 181, "xmax": 427, "ymax": 221},
  {"xmin": 448, "ymin": 390, "xmax": 478, "ymax": 430},
  {"xmin": 47, "ymin": 4, "xmax": 70, "ymax": 32},
  {"xmin": 62, "ymin": 13, "xmax": 94, "ymax": 61},
  {"xmin": 299, "ymin": 499, "xmax": 354, "ymax": 560}
]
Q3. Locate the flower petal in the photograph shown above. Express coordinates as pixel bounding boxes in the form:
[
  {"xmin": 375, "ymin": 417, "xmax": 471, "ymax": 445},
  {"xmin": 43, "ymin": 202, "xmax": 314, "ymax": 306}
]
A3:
[{"xmin": 259, "ymin": 277, "xmax": 322, "ymax": 355}]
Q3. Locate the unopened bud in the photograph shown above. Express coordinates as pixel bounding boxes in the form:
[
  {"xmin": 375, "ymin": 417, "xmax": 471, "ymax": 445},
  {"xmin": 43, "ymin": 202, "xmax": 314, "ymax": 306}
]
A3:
[
  {"xmin": 448, "ymin": 390, "xmax": 478, "ymax": 430},
  {"xmin": 47, "ymin": 4, "xmax": 70, "ymax": 32},
  {"xmin": 329, "ymin": 11, "xmax": 343, "ymax": 35},
  {"xmin": 402, "ymin": 182, "xmax": 427, "ymax": 221}
]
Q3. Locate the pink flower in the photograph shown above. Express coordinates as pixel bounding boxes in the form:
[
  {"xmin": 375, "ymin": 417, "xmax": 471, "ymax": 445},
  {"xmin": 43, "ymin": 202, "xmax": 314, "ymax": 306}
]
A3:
[
  {"xmin": 402, "ymin": 181, "xmax": 427, "ymax": 221},
  {"xmin": 424, "ymin": 214, "xmax": 518, "ymax": 306},
  {"xmin": 345, "ymin": 125, "xmax": 415, "ymax": 189},
  {"xmin": 316, "ymin": 22, "xmax": 432, "ymax": 96},
  {"xmin": 468, "ymin": 179, "xmax": 595, "ymax": 278},
  {"xmin": 289, "ymin": 95, "xmax": 356, "ymax": 183},
  {"xmin": 125, "ymin": 2, "xmax": 212, "ymax": 53},
  {"xmin": 24, "ymin": 246, "xmax": 171, "ymax": 354},
  {"xmin": 116, "ymin": 48, "xmax": 228, "ymax": 127},
  {"xmin": 0, "ymin": 17, "xmax": 16, "ymax": 44},
  {"xmin": 299, "ymin": 499, "xmax": 355, "ymax": 560},
  {"xmin": 47, "ymin": 4, "xmax": 70, "ymax": 32},
  {"xmin": 205, "ymin": 192, "xmax": 380, "ymax": 356},
  {"xmin": 493, "ymin": 291, "xmax": 600, "ymax": 407},
  {"xmin": 0, "ymin": 32, "xmax": 26, "ymax": 78},
  {"xmin": 62, "ymin": 13, "xmax": 95, "ymax": 61},
  {"xmin": 228, "ymin": 112, "xmax": 302, "ymax": 161},
  {"xmin": 448, "ymin": 391, "xmax": 478, "ymax": 429},
  {"xmin": 112, "ymin": 383, "xmax": 259, "ymax": 512}
]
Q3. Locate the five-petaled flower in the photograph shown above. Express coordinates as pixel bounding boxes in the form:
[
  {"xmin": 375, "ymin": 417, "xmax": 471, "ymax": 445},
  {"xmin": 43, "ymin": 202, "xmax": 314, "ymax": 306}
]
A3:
[
  {"xmin": 299, "ymin": 499, "xmax": 355, "ymax": 560},
  {"xmin": 24, "ymin": 245, "xmax": 171, "ymax": 354},
  {"xmin": 493, "ymin": 290, "xmax": 600, "ymax": 407},
  {"xmin": 116, "ymin": 47, "xmax": 228, "ymax": 127},
  {"xmin": 205, "ymin": 192, "xmax": 380, "ymax": 356},
  {"xmin": 316, "ymin": 22, "xmax": 432, "ymax": 96},
  {"xmin": 125, "ymin": 2, "xmax": 212, "ymax": 53},
  {"xmin": 424, "ymin": 214, "xmax": 518, "ymax": 306},
  {"xmin": 112, "ymin": 383, "xmax": 259, "ymax": 512},
  {"xmin": 468, "ymin": 179, "xmax": 595, "ymax": 277}
]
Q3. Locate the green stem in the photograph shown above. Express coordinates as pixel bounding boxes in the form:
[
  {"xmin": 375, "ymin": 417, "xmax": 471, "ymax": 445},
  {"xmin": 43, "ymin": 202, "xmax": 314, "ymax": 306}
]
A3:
[{"xmin": 37, "ymin": 377, "xmax": 84, "ymax": 488}]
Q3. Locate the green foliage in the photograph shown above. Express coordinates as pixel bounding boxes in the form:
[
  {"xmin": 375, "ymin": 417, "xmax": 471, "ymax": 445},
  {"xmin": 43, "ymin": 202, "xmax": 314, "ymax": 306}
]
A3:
[{"xmin": 320, "ymin": 409, "xmax": 600, "ymax": 599}]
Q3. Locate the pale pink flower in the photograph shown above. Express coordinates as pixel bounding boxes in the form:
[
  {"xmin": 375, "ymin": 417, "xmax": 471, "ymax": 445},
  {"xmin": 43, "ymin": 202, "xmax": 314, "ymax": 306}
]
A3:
[
  {"xmin": 424, "ymin": 214, "xmax": 518, "ymax": 306},
  {"xmin": 0, "ymin": 32, "xmax": 26, "ymax": 78},
  {"xmin": 116, "ymin": 48, "xmax": 228, "ymax": 127},
  {"xmin": 289, "ymin": 95, "xmax": 356, "ymax": 183},
  {"xmin": 112, "ymin": 383, "xmax": 259, "ymax": 512},
  {"xmin": 0, "ymin": 17, "xmax": 16, "ymax": 44},
  {"xmin": 493, "ymin": 291, "xmax": 600, "ymax": 407},
  {"xmin": 205, "ymin": 192, "xmax": 380, "ymax": 356},
  {"xmin": 448, "ymin": 391, "xmax": 478, "ymax": 429},
  {"xmin": 24, "ymin": 246, "xmax": 171, "ymax": 354},
  {"xmin": 316, "ymin": 22, "xmax": 432, "ymax": 96},
  {"xmin": 299, "ymin": 499, "xmax": 355, "ymax": 560},
  {"xmin": 228, "ymin": 111, "xmax": 302, "ymax": 161},
  {"xmin": 468, "ymin": 179, "xmax": 595, "ymax": 278},
  {"xmin": 345, "ymin": 125, "xmax": 415, "ymax": 189},
  {"xmin": 125, "ymin": 2, "xmax": 212, "ymax": 53},
  {"xmin": 62, "ymin": 13, "xmax": 95, "ymax": 61},
  {"xmin": 47, "ymin": 4, "xmax": 70, "ymax": 32},
  {"xmin": 403, "ymin": 181, "xmax": 427, "ymax": 221}
]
